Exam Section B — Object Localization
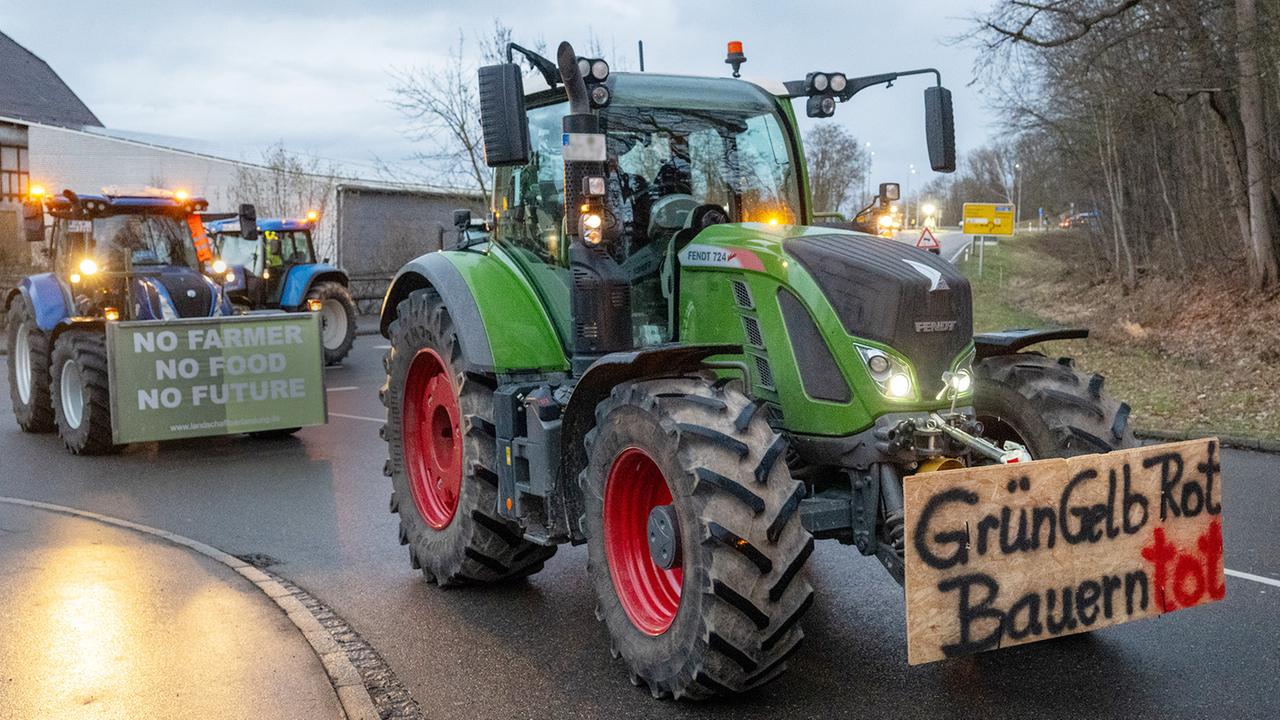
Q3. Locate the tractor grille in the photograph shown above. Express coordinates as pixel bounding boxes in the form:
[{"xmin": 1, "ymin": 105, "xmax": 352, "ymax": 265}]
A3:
[
  {"xmin": 742, "ymin": 316, "xmax": 764, "ymax": 347},
  {"xmin": 732, "ymin": 280, "xmax": 754, "ymax": 309},
  {"xmin": 753, "ymin": 354, "xmax": 775, "ymax": 390}
]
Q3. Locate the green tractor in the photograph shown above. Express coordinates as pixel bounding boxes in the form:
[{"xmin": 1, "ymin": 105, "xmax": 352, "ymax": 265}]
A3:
[{"xmin": 377, "ymin": 41, "xmax": 1134, "ymax": 699}]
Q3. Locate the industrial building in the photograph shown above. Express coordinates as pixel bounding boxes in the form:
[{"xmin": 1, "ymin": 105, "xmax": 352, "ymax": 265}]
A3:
[{"xmin": 0, "ymin": 30, "xmax": 480, "ymax": 307}]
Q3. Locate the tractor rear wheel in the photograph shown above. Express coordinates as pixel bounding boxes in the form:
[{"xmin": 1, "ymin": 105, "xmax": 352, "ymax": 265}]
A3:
[
  {"xmin": 382, "ymin": 287, "xmax": 554, "ymax": 586},
  {"xmin": 581, "ymin": 377, "xmax": 814, "ymax": 700},
  {"xmin": 974, "ymin": 352, "xmax": 1137, "ymax": 458},
  {"xmin": 50, "ymin": 329, "xmax": 117, "ymax": 455},
  {"xmin": 6, "ymin": 298, "xmax": 55, "ymax": 433},
  {"xmin": 309, "ymin": 281, "xmax": 357, "ymax": 365}
]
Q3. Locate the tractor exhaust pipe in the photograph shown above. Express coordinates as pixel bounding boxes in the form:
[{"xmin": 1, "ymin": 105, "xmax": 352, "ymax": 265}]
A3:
[{"xmin": 559, "ymin": 41, "xmax": 632, "ymax": 375}]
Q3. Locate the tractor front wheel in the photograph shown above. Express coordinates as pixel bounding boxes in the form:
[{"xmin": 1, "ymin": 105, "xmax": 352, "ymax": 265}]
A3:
[
  {"xmin": 974, "ymin": 352, "xmax": 1137, "ymax": 458},
  {"xmin": 582, "ymin": 377, "xmax": 814, "ymax": 700},
  {"xmin": 6, "ymin": 298, "xmax": 55, "ymax": 433},
  {"xmin": 50, "ymin": 329, "xmax": 116, "ymax": 455},
  {"xmin": 382, "ymin": 288, "xmax": 554, "ymax": 585},
  {"xmin": 309, "ymin": 281, "xmax": 357, "ymax": 365}
]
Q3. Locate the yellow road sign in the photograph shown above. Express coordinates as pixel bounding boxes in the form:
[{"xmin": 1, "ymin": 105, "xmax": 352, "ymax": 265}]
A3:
[{"xmin": 962, "ymin": 202, "xmax": 1016, "ymax": 236}]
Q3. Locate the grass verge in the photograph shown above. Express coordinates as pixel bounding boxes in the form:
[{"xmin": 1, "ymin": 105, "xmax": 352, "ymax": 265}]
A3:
[{"xmin": 957, "ymin": 234, "xmax": 1278, "ymax": 441}]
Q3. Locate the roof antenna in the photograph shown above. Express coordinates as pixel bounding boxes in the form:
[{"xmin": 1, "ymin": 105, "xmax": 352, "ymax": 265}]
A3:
[{"xmin": 638, "ymin": 40, "xmax": 645, "ymax": 72}]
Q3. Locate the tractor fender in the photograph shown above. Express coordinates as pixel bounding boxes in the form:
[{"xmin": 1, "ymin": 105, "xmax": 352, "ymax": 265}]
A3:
[
  {"xmin": 557, "ymin": 343, "xmax": 741, "ymax": 534},
  {"xmin": 973, "ymin": 327, "xmax": 1089, "ymax": 359},
  {"xmin": 381, "ymin": 252, "xmax": 495, "ymax": 372},
  {"xmin": 11, "ymin": 274, "xmax": 73, "ymax": 332},
  {"xmin": 49, "ymin": 317, "xmax": 106, "ymax": 347},
  {"xmin": 381, "ymin": 251, "xmax": 566, "ymax": 375},
  {"xmin": 279, "ymin": 264, "xmax": 348, "ymax": 309}
]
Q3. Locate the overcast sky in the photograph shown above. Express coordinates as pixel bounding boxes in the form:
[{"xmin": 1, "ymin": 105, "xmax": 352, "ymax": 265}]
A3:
[{"xmin": 4, "ymin": 0, "xmax": 999, "ymax": 193}]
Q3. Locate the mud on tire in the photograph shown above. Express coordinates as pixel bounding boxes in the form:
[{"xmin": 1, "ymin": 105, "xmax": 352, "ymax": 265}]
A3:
[
  {"xmin": 581, "ymin": 376, "xmax": 815, "ymax": 700},
  {"xmin": 974, "ymin": 352, "xmax": 1137, "ymax": 458},
  {"xmin": 50, "ymin": 329, "xmax": 117, "ymax": 455},
  {"xmin": 381, "ymin": 287, "xmax": 554, "ymax": 586},
  {"xmin": 6, "ymin": 297, "xmax": 55, "ymax": 433}
]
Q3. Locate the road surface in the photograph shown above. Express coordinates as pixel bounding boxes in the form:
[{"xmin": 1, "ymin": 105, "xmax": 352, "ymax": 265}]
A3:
[{"xmin": 0, "ymin": 335, "xmax": 1276, "ymax": 719}]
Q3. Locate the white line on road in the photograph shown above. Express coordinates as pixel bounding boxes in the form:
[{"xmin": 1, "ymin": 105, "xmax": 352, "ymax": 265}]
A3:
[
  {"xmin": 1225, "ymin": 568, "xmax": 1280, "ymax": 588},
  {"xmin": 373, "ymin": 345, "xmax": 391, "ymax": 350},
  {"xmin": 329, "ymin": 412, "xmax": 383, "ymax": 424},
  {"xmin": 325, "ymin": 386, "xmax": 359, "ymax": 393}
]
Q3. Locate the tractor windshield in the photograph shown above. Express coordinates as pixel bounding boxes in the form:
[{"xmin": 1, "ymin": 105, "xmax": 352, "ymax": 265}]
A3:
[
  {"xmin": 87, "ymin": 214, "xmax": 198, "ymax": 268},
  {"xmin": 493, "ymin": 74, "xmax": 803, "ymax": 348}
]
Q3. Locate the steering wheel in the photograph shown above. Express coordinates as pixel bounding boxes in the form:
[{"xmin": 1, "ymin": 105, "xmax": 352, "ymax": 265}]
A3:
[{"xmin": 647, "ymin": 194, "xmax": 699, "ymax": 239}]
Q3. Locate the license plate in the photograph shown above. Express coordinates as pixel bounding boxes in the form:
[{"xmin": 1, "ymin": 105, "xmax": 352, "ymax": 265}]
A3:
[{"xmin": 903, "ymin": 438, "xmax": 1224, "ymax": 664}]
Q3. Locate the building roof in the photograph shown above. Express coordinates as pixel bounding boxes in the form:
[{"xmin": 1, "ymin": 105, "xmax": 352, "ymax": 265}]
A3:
[{"xmin": 0, "ymin": 30, "xmax": 102, "ymax": 128}]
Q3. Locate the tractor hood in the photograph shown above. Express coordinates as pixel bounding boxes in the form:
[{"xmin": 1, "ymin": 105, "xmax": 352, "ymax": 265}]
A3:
[
  {"xmin": 129, "ymin": 267, "xmax": 227, "ymax": 321},
  {"xmin": 678, "ymin": 222, "xmax": 973, "ymax": 393}
]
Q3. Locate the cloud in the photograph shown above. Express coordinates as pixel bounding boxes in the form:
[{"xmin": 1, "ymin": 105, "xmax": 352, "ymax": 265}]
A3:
[{"xmin": 5, "ymin": 0, "xmax": 996, "ymax": 189}]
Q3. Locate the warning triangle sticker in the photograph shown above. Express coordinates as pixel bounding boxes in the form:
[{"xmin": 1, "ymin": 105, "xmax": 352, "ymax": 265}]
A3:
[{"xmin": 915, "ymin": 227, "xmax": 940, "ymax": 250}]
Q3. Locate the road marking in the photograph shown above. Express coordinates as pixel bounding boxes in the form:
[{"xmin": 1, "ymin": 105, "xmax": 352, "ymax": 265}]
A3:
[
  {"xmin": 0, "ymin": 496, "xmax": 382, "ymax": 720},
  {"xmin": 330, "ymin": 412, "xmax": 383, "ymax": 424},
  {"xmin": 947, "ymin": 238, "xmax": 969, "ymax": 264},
  {"xmin": 326, "ymin": 386, "xmax": 359, "ymax": 393},
  {"xmin": 373, "ymin": 344, "xmax": 391, "ymax": 350},
  {"xmin": 1225, "ymin": 568, "xmax": 1280, "ymax": 588}
]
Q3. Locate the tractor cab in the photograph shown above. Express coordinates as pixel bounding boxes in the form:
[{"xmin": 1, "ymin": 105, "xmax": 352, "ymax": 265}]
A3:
[
  {"xmin": 204, "ymin": 210, "xmax": 358, "ymax": 365},
  {"xmin": 20, "ymin": 188, "xmax": 228, "ymax": 323},
  {"xmin": 206, "ymin": 214, "xmax": 319, "ymax": 307}
]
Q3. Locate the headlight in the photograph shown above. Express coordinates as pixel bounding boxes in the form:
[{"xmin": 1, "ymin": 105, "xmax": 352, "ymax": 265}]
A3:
[
  {"xmin": 937, "ymin": 347, "xmax": 976, "ymax": 400},
  {"xmin": 878, "ymin": 215, "xmax": 894, "ymax": 228},
  {"xmin": 79, "ymin": 258, "xmax": 98, "ymax": 275},
  {"xmin": 212, "ymin": 259, "xmax": 227, "ymax": 274},
  {"xmin": 888, "ymin": 373, "xmax": 913, "ymax": 398},
  {"xmin": 856, "ymin": 344, "xmax": 917, "ymax": 402}
]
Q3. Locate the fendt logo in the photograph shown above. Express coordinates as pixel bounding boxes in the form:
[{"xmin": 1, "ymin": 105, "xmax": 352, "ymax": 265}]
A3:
[
  {"xmin": 685, "ymin": 249, "xmax": 736, "ymax": 263},
  {"xmin": 915, "ymin": 320, "xmax": 958, "ymax": 333},
  {"xmin": 678, "ymin": 243, "xmax": 766, "ymax": 272}
]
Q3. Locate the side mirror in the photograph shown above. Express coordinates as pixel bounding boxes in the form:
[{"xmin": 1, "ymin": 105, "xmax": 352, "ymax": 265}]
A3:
[
  {"xmin": 879, "ymin": 182, "xmax": 901, "ymax": 204},
  {"xmin": 22, "ymin": 201, "xmax": 45, "ymax": 243},
  {"xmin": 453, "ymin": 208, "xmax": 472, "ymax": 229},
  {"xmin": 478, "ymin": 63, "xmax": 530, "ymax": 167},
  {"xmin": 924, "ymin": 86, "xmax": 956, "ymax": 173},
  {"xmin": 238, "ymin": 203, "xmax": 259, "ymax": 242}
]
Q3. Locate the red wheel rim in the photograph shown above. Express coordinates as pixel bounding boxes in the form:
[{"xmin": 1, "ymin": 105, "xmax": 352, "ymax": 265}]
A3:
[
  {"xmin": 402, "ymin": 348, "xmax": 463, "ymax": 530},
  {"xmin": 604, "ymin": 448, "xmax": 683, "ymax": 636}
]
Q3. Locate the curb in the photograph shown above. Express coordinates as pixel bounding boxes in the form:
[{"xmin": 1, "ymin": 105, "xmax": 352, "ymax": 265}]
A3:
[
  {"xmin": 1137, "ymin": 429, "xmax": 1280, "ymax": 454},
  {"xmin": 0, "ymin": 496, "xmax": 380, "ymax": 720}
]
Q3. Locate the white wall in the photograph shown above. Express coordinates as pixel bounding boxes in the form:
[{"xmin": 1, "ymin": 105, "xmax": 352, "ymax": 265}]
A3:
[{"xmin": 27, "ymin": 124, "xmax": 244, "ymax": 210}]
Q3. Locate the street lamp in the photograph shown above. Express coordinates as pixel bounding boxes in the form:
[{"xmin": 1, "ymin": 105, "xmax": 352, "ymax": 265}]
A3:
[
  {"xmin": 1014, "ymin": 162, "xmax": 1022, "ymax": 228},
  {"xmin": 905, "ymin": 163, "xmax": 916, "ymax": 227}
]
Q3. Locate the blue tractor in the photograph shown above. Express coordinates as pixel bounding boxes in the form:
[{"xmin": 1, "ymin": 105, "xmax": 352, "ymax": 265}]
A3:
[
  {"xmin": 4, "ymin": 188, "xmax": 233, "ymax": 454},
  {"xmin": 204, "ymin": 212, "xmax": 357, "ymax": 365}
]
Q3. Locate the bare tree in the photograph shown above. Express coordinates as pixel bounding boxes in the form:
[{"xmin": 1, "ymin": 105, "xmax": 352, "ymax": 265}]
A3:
[
  {"xmin": 232, "ymin": 143, "xmax": 339, "ymax": 256},
  {"xmin": 805, "ymin": 125, "xmax": 868, "ymax": 215},
  {"xmin": 389, "ymin": 20, "xmax": 548, "ymax": 198}
]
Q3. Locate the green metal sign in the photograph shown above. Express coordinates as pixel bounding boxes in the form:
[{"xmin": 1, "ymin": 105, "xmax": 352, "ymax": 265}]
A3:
[{"xmin": 106, "ymin": 313, "xmax": 327, "ymax": 443}]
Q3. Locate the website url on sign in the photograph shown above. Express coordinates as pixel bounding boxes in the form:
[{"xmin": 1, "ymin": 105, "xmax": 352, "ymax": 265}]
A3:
[{"xmin": 168, "ymin": 416, "xmax": 282, "ymax": 432}]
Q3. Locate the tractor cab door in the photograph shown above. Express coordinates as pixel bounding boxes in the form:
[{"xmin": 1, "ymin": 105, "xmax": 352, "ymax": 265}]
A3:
[{"xmin": 262, "ymin": 229, "xmax": 315, "ymax": 305}]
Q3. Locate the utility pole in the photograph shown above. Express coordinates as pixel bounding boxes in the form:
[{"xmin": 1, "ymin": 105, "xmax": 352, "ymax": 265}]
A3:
[{"xmin": 905, "ymin": 163, "xmax": 915, "ymax": 227}]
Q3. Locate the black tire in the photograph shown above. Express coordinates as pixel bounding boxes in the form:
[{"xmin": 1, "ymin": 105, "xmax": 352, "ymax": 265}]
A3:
[
  {"xmin": 382, "ymin": 287, "xmax": 554, "ymax": 586},
  {"xmin": 974, "ymin": 352, "xmax": 1137, "ymax": 458},
  {"xmin": 6, "ymin": 298, "xmax": 55, "ymax": 433},
  {"xmin": 50, "ymin": 329, "xmax": 117, "ymax": 455},
  {"xmin": 581, "ymin": 377, "xmax": 814, "ymax": 700},
  {"xmin": 308, "ymin": 281, "xmax": 357, "ymax": 365},
  {"xmin": 248, "ymin": 427, "xmax": 301, "ymax": 439}
]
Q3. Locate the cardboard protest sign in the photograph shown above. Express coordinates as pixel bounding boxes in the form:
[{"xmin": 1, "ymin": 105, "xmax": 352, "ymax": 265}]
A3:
[
  {"xmin": 107, "ymin": 313, "xmax": 327, "ymax": 443},
  {"xmin": 903, "ymin": 439, "xmax": 1224, "ymax": 665}
]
